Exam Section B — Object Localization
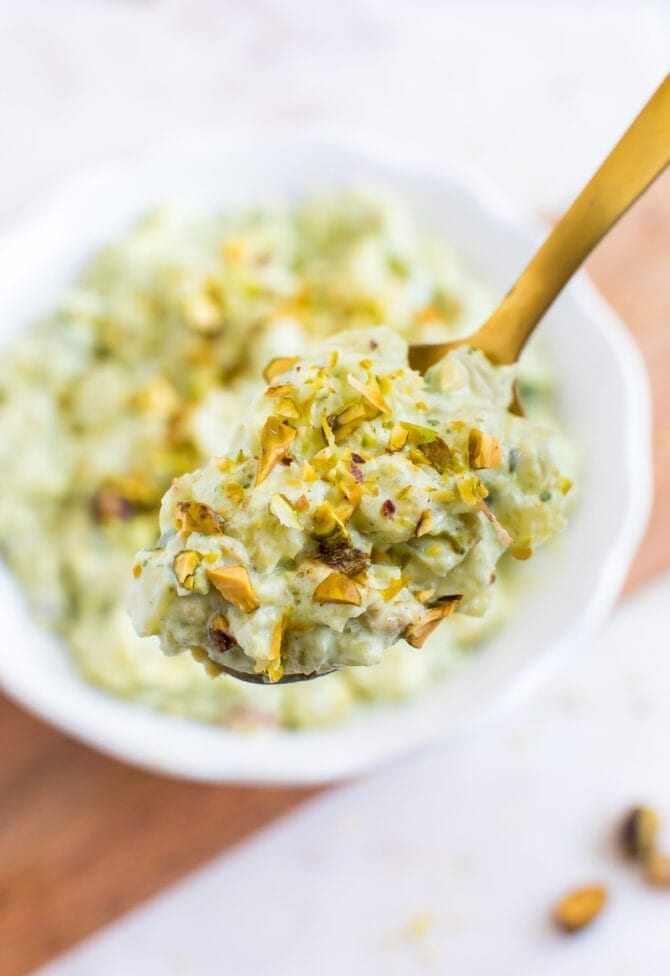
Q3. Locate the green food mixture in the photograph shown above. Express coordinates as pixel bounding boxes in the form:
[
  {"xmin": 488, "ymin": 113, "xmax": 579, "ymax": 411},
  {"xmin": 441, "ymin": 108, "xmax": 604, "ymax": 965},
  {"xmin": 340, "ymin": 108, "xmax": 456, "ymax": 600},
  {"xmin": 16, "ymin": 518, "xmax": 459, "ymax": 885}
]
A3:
[
  {"xmin": 0, "ymin": 189, "xmax": 572, "ymax": 728},
  {"xmin": 130, "ymin": 328, "xmax": 569, "ymax": 683}
]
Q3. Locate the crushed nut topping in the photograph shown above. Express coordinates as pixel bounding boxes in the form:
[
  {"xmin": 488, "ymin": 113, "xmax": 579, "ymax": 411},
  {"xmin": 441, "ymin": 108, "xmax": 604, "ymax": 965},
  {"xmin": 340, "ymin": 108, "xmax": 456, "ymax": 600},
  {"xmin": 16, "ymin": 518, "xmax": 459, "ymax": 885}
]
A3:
[
  {"xmin": 313, "ymin": 571, "xmax": 362, "ymax": 606},
  {"xmin": 176, "ymin": 501, "xmax": 226, "ymax": 536},
  {"xmin": 403, "ymin": 595, "xmax": 462, "ymax": 647},
  {"xmin": 173, "ymin": 550, "xmax": 201, "ymax": 590},
  {"xmin": 469, "ymin": 429, "xmax": 502, "ymax": 469},
  {"xmin": 256, "ymin": 416, "xmax": 296, "ymax": 486},
  {"xmin": 206, "ymin": 566, "xmax": 260, "ymax": 613},
  {"xmin": 262, "ymin": 356, "xmax": 300, "ymax": 384},
  {"xmin": 381, "ymin": 499, "xmax": 396, "ymax": 519}
]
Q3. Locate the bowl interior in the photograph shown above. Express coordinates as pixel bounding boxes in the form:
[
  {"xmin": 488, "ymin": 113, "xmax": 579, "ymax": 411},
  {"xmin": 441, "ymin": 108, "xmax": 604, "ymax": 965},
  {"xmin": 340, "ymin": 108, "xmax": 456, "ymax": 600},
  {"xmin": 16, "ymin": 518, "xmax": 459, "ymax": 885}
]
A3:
[{"xmin": 0, "ymin": 135, "xmax": 651, "ymax": 783}]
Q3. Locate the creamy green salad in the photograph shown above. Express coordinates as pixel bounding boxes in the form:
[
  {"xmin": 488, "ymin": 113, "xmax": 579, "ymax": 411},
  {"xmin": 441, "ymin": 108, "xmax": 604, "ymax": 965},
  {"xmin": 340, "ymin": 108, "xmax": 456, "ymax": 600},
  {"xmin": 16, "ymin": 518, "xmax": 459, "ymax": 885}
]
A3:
[
  {"xmin": 0, "ymin": 189, "xmax": 572, "ymax": 727},
  {"xmin": 130, "ymin": 329, "xmax": 569, "ymax": 682}
]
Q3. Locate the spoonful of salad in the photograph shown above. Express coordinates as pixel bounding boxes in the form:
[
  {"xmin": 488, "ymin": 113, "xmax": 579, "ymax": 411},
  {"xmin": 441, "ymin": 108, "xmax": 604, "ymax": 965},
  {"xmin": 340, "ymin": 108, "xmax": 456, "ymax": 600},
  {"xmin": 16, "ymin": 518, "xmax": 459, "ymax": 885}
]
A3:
[{"xmin": 129, "ymin": 77, "xmax": 668, "ymax": 685}]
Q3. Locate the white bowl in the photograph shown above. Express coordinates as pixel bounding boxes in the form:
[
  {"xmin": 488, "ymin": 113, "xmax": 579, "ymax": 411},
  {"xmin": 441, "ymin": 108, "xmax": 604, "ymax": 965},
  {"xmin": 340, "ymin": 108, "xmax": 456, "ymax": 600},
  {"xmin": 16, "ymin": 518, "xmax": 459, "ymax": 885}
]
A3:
[{"xmin": 0, "ymin": 133, "xmax": 652, "ymax": 784}]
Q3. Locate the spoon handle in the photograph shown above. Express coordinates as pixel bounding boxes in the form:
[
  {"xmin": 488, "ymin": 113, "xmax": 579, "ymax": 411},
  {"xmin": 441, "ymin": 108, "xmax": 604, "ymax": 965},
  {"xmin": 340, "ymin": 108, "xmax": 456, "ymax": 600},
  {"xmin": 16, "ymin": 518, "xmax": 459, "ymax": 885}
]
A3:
[{"xmin": 474, "ymin": 74, "xmax": 670, "ymax": 365}]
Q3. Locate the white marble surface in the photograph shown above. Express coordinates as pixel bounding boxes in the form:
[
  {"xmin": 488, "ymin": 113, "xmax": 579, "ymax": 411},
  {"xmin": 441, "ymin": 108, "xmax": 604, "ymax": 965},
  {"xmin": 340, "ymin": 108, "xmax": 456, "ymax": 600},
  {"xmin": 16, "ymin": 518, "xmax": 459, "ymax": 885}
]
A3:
[
  {"xmin": 38, "ymin": 571, "xmax": 670, "ymax": 975},
  {"xmin": 3, "ymin": 2, "xmax": 668, "ymax": 973}
]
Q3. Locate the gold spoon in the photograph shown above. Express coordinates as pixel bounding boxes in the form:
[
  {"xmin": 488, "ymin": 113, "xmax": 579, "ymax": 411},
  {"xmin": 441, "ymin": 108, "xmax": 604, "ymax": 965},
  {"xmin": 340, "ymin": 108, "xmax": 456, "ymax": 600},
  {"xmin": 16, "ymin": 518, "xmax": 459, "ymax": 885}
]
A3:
[
  {"xmin": 223, "ymin": 75, "xmax": 670, "ymax": 686},
  {"xmin": 409, "ymin": 74, "xmax": 670, "ymax": 380}
]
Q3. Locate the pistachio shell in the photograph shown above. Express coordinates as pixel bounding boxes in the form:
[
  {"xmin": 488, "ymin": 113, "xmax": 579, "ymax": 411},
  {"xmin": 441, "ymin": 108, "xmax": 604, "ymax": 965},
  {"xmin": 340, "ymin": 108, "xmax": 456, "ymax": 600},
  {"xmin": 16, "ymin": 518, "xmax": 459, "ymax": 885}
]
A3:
[
  {"xmin": 387, "ymin": 425, "xmax": 409, "ymax": 452},
  {"xmin": 404, "ymin": 595, "xmax": 462, "ymax": 647},
  {"xmin": 173, "ymin": 550, "xmax": 201, "ymax": 591},
  {"xmin": 176, "ymin": 500, "xmax": 226, "ymax": 535},
  {"xmin": 469, "ymin": 429, "xmax": 502, "ymax": 469},
  {"xmin": 311, "ymin": 503, "xmax": 350, "ymax": 545},
  {"xmin": 415, "ymin": 509, "xmax": 433, "ymax": 537}
]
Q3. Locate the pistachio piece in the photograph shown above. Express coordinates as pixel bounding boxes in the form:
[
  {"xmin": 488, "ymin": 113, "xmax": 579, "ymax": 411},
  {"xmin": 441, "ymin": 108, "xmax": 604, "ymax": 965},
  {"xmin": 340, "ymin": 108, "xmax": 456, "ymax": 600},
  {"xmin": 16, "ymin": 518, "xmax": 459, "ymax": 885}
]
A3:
[
  {"xmin": 267, "ymin": 615, "xmax": 285, "ymax": 683},
  {"xmin": 264, "ymin": 383, "xmax": 295, "ymax": 398},
  {"xmin": 403, "ymin": 595, "xmax": 462, "ymax": 647},
  {"xmin": 207, "ymin": 566, "xmax": 260, "ymax": 613},
  {"xmin": 381, "ymin": 499, "xmax": 396, "ymax": 519},
  {"xmin": 311, "ymin": 503, "xmax": 350, "ymax": 545},
  {"xmin": 456, "ymin": 476, "xmax": 489, "ymax": 505},
  {"xmin": 176, "ymin": 500, "xmax": 226, "ymax": 536},
  {"xmin": 274, "ymin": 397, "xmax": 301, "ymax": 419},
  {"xmin": 313, "ymin": 571, "xmax": 362, "ymax": 606},
  {"xmin": 399, "ymin": 421, "xmax": 439, "ymax": 445},
  {"xmin": 387, "ymin": 425, "xmax": 409, "ymax": 452},
  {"xmin": 269, "ymin": 493, "xmax": 302, "ymax": 529},
  {"xmin": 620, "ymin": 806, "xmax": 659, "ymax": 860},
  {"xmin": 382, "ymin": 577, "xmax": 406, "ymax": 602},
  {"xmin": 553, "ymin": 885, "xmax": 607, "ymax": 934},
  {"xmin": 262, "ymin": 356, "xmax": 299, "ymax": 384},
  {"xmin": 255, "ymin": 416, "xmax": 296, "ymax": 486},
  {"xmin": 511, "ymin": 544, "xmax": 533, "ymax": 560},
  {"xmin": 173, "ymin": 550, "xmax": 202, "ymax": 591},
  {"xmin": 347, "ymin": 373, "xmax": 391, "ymax": 415},
  {"xmin": 469, "ymin": 429, "xmax": 502, "ymax": 469},
  {"xmin": 418, "ymin": 437, "xmax": 453, "ymax": 473},
  {"xmin": 416, "ymin": 509, "xmax": 433, "ymax": 537},
  {"xmin": 208, "ymin": 613, "xmax": 237, "ymax": 653}
]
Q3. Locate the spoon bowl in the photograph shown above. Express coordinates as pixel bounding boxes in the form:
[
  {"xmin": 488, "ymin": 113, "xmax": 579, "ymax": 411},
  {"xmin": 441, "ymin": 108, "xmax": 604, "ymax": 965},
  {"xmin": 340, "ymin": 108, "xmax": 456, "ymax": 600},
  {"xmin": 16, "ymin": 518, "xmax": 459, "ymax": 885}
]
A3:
[{"xmin": 221, "ymin": 75, "xmax": 669, "ymax": 686}]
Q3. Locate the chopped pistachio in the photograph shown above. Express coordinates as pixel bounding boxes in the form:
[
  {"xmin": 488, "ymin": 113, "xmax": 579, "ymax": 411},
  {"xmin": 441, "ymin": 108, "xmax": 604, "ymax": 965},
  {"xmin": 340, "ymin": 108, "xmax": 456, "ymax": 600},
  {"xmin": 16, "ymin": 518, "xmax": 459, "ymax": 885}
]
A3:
[
  {"xmin": 313, "ymin": 571, "xmax": 362, "ymax": 606},
  {"xmin": 511, "ymin": 544, "xmax": 533, "ymax": 560},
  {"xmin": 207, "ymin": 566, "xmax": 260, "ymax": 613},
  {"xmin": 311, "ymin": 503, "xmax": 350, "ymax": 545},
  {"xmin": 457, "ymin": 476, "xmax": 489, "ymax": 505},
  {"xmin": 176, "ymin": 500, "xmax": 225, "ymax": 536},
  {"xmin": 262, "ymin": 356, "xmax": 299, "ymax": 384},
  {"xmin": 387, "ymin": 425, "xmax": 409, "ymax": 451},
  {"xmin": 400, "ymin": 421, "xmax": 439, "ymax": 445},
  {"xmin": 255, "ymin": 416, "xmax": 296, "ymax": 486},
  {"xmin": 416, "ymin": 509, "xmax": 433, "ymax": 537},
  {"xmin": 265, "ymin": 383, "xmax": 295, "ymax": 398},
  {"xmin": 269, "ymin": 493, "xmax": 302, "ymax": 529},
  {"xmin": 418, "ymin": 436, "xmax": 453, "ymax": 473},
  {"xmin": 553, "ymin": 885, "xmax": 607, "ymax": 934},
  {"xmin": 274, "ymin": 397, "xmax": 301, "ymax": 419},
  {"xmin": 404, "ymin": 595, "xmax": 462, "ymax": 647},
  {"xmin": 469, "ymin": 429, "xmax": 502, "ymax": 469},
  {"xmin": 173, "ymin": 550, "xmax": 201, "ymax": 591},
  {"xmin": 347, "ymin": 373, "xmax": 391, "ymax": 415}
]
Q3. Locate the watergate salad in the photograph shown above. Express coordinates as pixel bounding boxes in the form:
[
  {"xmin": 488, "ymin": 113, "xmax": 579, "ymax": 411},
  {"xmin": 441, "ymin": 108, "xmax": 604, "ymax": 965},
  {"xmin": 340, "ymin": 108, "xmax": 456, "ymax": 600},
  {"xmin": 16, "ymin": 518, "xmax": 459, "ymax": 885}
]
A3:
[
  {"xmin": 129, "ymin": 328, "xmax": 570, "ymax": 683},
  {"xmin": 0, "ymin": 189, "xmax": 573, "ymax": 726}
]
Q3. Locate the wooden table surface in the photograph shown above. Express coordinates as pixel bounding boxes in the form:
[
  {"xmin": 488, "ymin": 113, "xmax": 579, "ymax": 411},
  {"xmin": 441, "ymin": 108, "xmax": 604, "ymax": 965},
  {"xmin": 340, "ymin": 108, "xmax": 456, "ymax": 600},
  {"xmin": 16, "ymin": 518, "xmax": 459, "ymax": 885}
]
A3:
[{"xmin": 2, "ymin": 172, "xmax": 669, "ymax": 976}]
